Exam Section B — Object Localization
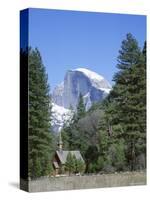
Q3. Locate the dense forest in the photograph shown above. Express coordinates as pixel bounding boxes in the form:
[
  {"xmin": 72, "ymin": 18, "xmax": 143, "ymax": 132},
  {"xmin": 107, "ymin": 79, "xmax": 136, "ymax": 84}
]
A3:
[{"xmin": 26, "ymin": 33, "xmax": 146, "ymax": 178}]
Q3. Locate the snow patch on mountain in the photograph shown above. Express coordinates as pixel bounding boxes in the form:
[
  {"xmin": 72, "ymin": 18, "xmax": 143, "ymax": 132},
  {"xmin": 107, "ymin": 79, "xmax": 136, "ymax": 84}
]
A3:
[
  {"xmin": 100, "ymin": 88, "xmax": 111, "ymax": 93},
  {"xmin": 82, "ymin": 92, "xmax": 92, "ymax": 110},
  {"xmin": 73, "ymin": 68, "xmax": 104, "ymax": 82},
  {"xmin": 72, "ymin": 68, "xmax": 111, "ymax": 90},
  {"xmin": 51, "ymin": 103, "xmax": 73, "ymax": 133}
]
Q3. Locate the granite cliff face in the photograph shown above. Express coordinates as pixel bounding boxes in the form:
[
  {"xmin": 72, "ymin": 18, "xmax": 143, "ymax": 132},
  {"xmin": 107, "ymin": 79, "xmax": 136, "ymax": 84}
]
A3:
[
  {"xmin": 52, "ymin": 68, "xmax": 111, "ymax": 110},
  {"xmin": 51, "ymin": 68, "xmax": 111, "ymax": 132},
  {"xmin": 51, "ymin": 68, "xmax": 111, "ymax": 133}
]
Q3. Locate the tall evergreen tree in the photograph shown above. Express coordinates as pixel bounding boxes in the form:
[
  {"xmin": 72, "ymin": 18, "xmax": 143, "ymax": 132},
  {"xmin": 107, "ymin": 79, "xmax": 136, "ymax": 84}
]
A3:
[
  {"xmin": 28, "ymin": 48, "xmax": 53, "ymax": 178},
  {"xmin": 104, "ymin": 33, "xmax": 146, "ymax": 170},
  {"xmin": 62, "ymin": 93, "xmax": 86, "ymax": 151},
  {"xmin": 75, "ymin": 93, "xmax": 86, "ymax": 121}
]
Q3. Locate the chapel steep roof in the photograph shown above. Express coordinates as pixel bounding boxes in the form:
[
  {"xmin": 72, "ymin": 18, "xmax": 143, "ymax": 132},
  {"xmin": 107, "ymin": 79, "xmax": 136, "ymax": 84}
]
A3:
[{"xmin": 56, "ymin": 150, "xmax": 84, "ymax": 165}]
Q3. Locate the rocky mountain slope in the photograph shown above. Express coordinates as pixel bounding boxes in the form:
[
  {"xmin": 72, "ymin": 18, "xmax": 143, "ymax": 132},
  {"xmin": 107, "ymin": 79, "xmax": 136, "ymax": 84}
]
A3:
[{"xmin": 51, "ymin": 68, "xmax": 111, "ymax": 132}]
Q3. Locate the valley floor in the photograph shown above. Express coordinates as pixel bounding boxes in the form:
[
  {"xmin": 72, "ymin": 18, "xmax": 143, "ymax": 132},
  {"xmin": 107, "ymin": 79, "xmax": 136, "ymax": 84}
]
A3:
[{"xmin": 24, "ymin": 171, "xmax": 146, "ymax": 192}]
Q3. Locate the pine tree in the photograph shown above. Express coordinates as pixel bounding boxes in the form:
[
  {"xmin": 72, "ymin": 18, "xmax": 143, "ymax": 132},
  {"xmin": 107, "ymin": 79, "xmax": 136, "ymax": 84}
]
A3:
[
  {"xmin": 65, "ymin": 152, "xmax": 76, "ymax": 175},
  {"xmin": 105, "ymin": 34, "xmax": 146, "ymax": 170},
  {"xmin": 28, "ymin": 48, "xmax": 54, "ymax": 178},
  {"xmin": 76, "ymin": 93, "xmax": 86, "ymax": 120},
  {"xmin": 96, "ymin": 116, "xmax": 114, "ymax": 172},
  {"xmin": 75, "ymin": 158, "xmax": 85, "ymax": 174},
  {"xmin": 61, "ymin": 107, "xmax": 75, "ymax": 150},
  {"xmin": 133, "ymin": 42, "xmax": 146, "ymax": 169},
  {"xmin": 63, "ymin": 93, "xmax": 86, "ymax": 152}
]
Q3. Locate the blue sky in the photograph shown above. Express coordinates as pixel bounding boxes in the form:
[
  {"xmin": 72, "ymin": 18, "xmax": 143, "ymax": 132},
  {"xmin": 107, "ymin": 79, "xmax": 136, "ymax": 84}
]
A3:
[{"xmin": 28, "ymin": 8, "xmax": 146, "ymax": 90}]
